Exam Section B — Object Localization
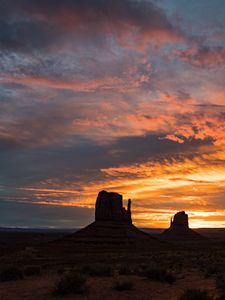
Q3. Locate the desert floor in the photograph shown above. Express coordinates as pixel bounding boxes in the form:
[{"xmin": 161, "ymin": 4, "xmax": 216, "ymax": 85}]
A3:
[{"xmin": 0, "ymin": 231, "xmax": 225, "ymax": 300}]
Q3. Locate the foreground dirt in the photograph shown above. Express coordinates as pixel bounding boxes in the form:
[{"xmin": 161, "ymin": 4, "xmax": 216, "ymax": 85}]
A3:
[
  {"xmin": 0, "ymin": 230, "xmax": 224, "ymax": 300},
  {"xmin": 0, "ymin": 271, "xmax": 218, "ymax": 300}
]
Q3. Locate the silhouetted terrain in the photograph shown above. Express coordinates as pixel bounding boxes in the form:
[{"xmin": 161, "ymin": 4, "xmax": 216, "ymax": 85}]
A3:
[
  {"xmin": 0, "ymin": 191, "xmax": 225, "ymax": 300},
  {"xmin": 142, "ymin": 228, "xmax": 225, "ymax": 241}
]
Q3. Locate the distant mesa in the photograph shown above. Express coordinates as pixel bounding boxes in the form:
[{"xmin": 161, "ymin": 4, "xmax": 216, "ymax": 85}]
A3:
[
  {"xmin": 159, "ymin": 211, "xmax": 204, "ymax": 241},
  {"xmin": 65, "ymin": 190, "xmax": 160, "ymax": 248}
]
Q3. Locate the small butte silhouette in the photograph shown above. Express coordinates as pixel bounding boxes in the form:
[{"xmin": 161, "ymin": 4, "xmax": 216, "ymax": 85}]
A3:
[{"xmin": 159, "ymin": 211, "xmax": 205, "ymax": 241}]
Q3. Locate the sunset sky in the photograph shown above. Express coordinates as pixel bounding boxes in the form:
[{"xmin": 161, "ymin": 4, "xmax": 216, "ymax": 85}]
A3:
[{"xmin": 0, "ymin": 0, "xmax": 225, "ymax": 228}]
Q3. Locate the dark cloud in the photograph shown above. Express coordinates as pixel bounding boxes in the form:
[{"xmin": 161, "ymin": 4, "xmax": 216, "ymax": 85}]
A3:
[
  {"xmin": 0, "ymin": 139, "xmax": 21, "ymax": 151},
  {"xmin": 19, "ymin": 0, "xmax": 175, "ymax": 31},
  {"xmin": 106, "ymin": 134, "xmax": 211, "ymax": 164},
  {"xmin": 0, "ymin": 200, "xmax": 93, "ymax": 228},
  {"xmin": 177, "ymin": 46, "xmax": 225, "ymax": 68},
  {"xmin": 0, "ymin": 132, "xmax": 211, "ymax": 188},
  {"xmin": 0, "ymin": 0, "xmax": 181, "ymax": 52},
  {"xmin": 0, "ymin": 19, "xmax": 54, "ymax": 52}
]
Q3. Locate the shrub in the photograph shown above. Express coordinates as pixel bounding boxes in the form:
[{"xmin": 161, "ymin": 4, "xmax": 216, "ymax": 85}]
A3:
[
  {"xmin": 0, "ymin": 266, "xmax": 24, "ymax": 282},
  {"xmin": 24, "ymin": 265, "xmax": 41, "ymax": 277},
  {"xmin": 118, "ymin": 264, "xmax": 146, "ymax": 276},
  {"xmin": 205, "ymin": 264, "xmax": 223, "ymax": 278},
  {"xmin": 118, "ymin": 265, "xmax": 133, "ymax": 275},
  {"xmin": 82, "ymin": 264, "xmax": 113, "ymax": 277},
  {"xmin": 114, "ymin": 279, "xmax": 134, "ymax": 291},
  {"xmin": 53, "ymin": 271, "xmax": 87, "ymax": 296},
  {"xmin": 138, "ymin": 264, "xmax": 151, "ymax": 276},
  {"xmin": 179, "ymin": 288, "xmax": 213, "ymax": 300},
  {"xmin": 57, "ymin": 267, "xmax": 67, "ymax": 275},
  {"xmin": 146, "ymin": 267, "xmax": 175, "ymax": 284}
]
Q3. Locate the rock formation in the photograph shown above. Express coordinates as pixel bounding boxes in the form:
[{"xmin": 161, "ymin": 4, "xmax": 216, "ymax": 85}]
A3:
[
  {"xmin": 170, "ymin": 211, "xmax": 189, "ymax": 228},
  {"xmin": 64, "ymin": 190, "xmax": 160, "ymax": 249},
  {"xmin": 159, "ymin": 211, "xmax": 204, "ymax": 241},
  {"xmin": 95, "ymin": 190, "xmax": 132, "ymax": 223}
]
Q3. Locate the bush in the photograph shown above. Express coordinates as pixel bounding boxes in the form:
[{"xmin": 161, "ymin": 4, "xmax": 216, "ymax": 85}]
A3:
[
  {"xmin": 57, "ymin": 267, "xmax": 66, "ymax": 275},
  {"xmin": 114, "ymin": 279, "xmax": 134, "ymax": 291},
  {"xmin": 82, "ymin": 264, "xmax": 113, "ymax": 277},
  {"xmin": 53, "ymin": 271, "xmax": 87, "ymax": 296},
  {"xmin": 146, "ymin": 267, "xmax": 175, "ymax": 284},
  {"xmin": 179, "ymin": 288, "xmax": 213, "ymax": 300},
  {"xmin": 24, "ymin": 265, "xmax": 41, "ymax": 277},
  {"xmin": 118, "ymin": 265, "xmax": 133, "ymax": 275},
  {"xmin": 205, "ymin": 264, "xmax": 224, "ymax": 278},
  {"xmin": 118, "ymin": 264, "xmax": 146, "ymax": 276},
  {"xmin": 0, "ymin": 266, "xmax": 24, "ymax": 282}
]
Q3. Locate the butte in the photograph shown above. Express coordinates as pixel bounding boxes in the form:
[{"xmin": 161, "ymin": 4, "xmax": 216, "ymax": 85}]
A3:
[
  {"xmin": 159, "ymin": 211, "xmax": 205, "ymax": 242},
  {"xmin": 61, "ymin": 190, "xmax": 163, "ymax": 251}
]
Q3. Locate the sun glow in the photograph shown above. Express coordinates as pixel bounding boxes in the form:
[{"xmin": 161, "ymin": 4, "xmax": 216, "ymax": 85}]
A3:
[{"xmin": 14, "ymin": 145, "xmax": 225, "ymax": 228}]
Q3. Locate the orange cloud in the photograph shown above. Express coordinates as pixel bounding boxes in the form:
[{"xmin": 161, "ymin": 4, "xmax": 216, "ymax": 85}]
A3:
[
  {"xmin": 16, "ymin": 144, "xmax": 225, "ymax": 228},
  {"xmin": 0, "ymin": 84, "xmax": 224, "ymax": 149},
  {"xmin": 98, "ymin": 146, "xmax": 225, "ymax": 227},
  {"xmin": 0, "ymin": 75, "xmax": 124, "ymax": 92}
]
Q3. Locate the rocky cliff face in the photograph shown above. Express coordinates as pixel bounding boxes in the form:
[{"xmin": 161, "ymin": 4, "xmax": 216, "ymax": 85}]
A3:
[
  {"xmin": 95, "ymin": 190, "xmax": 132, "ymax": 223},
  {"xmin": 170, "ymin": 211, "xmax": 189, "ymax": 228}
]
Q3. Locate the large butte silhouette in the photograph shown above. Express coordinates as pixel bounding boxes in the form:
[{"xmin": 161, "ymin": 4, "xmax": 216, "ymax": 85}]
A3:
[
  {"xmin": 67, "ymin": 190, "xmax": 160, "ymax": 247},
  {"xmin": 159, "ymin": 211, "xmax": 204, "ymax": 241}
]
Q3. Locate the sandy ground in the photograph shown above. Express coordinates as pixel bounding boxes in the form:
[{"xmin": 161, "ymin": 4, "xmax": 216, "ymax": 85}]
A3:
[{"xmin": 0, "ymin": 271, "xmax": 218, "ymax": 300}]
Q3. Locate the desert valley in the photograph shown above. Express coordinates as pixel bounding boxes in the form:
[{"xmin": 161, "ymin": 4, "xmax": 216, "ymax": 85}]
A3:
[{"xmin": 0, "ymin": 191, "xmax": 225, "ymax": 300}]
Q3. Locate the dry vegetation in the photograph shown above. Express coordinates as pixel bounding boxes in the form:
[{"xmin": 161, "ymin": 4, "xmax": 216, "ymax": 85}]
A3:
[{"xmin": 0, "ymin": 232, "xmax": 225, "ymax": 299}]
